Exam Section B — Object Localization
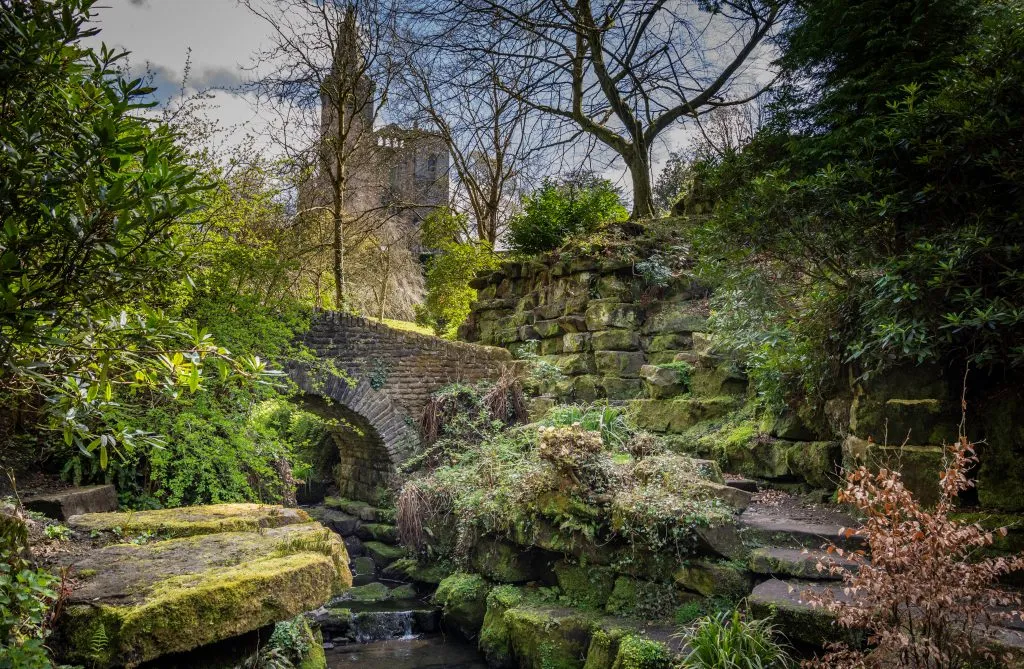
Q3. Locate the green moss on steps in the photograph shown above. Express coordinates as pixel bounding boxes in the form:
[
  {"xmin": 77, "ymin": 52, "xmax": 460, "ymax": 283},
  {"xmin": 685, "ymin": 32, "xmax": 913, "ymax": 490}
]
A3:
[
  {"xmin": 67, "ymin": 503, "xmax": 311, "ymax": 538},
  {"xmin": 611, "ymin": 634, "xmax": 670, "ymax": 669},
  {"xmin": 381, "ymin": 557, "xmax": 454, "ymax": 585},
  {"xmin": 363, "ymin": 541, "xmax": 405, "ymax": 567},
  {"xmin": 673, "ymin": 560, "xmax": 751, "ymax": 599},
  {"xmin": 434, "ymin": 572, "xmax": 492, "ymax": 639},
  {"xmin": 323, "ymin": 497, "xmax": 394, "ymax": 523}
]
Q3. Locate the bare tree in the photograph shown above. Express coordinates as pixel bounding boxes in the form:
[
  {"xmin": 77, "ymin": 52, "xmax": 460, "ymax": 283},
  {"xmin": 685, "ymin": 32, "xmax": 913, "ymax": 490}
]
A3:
[
  {"xmin": 408, "ymin": 0, "xmax": 784, "ymax": 219},
  {"xmin": 242, "ymin": 0, "xmax": 399, "ymax": 308},
  {"xmin": 392, "ymin": 37, "xmax": 551, "ymax": 246}
]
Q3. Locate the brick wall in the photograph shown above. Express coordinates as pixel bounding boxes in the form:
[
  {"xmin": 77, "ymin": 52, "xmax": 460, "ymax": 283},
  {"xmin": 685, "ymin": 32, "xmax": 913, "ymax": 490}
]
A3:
[{"xmin": 301, "ymin": 312, "xmax": 512, "ymax": 417}]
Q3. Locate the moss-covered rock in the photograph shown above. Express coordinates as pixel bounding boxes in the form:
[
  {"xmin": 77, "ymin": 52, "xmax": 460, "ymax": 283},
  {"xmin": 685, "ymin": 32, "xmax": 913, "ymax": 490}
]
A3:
[
  {"xmin": 355, "ymin": 523, "xmax": 399, "ymax": 544},
  {"xmin": 381, "ymin": 557, "xmax": 454, "ymax": 585},
  {"xmin": 850, "ymin": 396, "xmax": 957, "ymax": 446},
  {"xmin": 639, "ymin": 365, "xmax": 687, "ymax": 400},
  {"xmin": 480, "ymin": 585, "xmax": 526, "ymax": 668},
  {"xmin": 604, "ymin": 577, "xmax": 689, "ymax": 620},
  {"xmin": 323, "ymin": 498, "xmax": 393, "ymax": 523},
  {"xmin": 505, "ymin": 606, "xmax": 597, "ymax": 669},
  {"xmin": 564, "ymin": 333, "xmax": 592, "ymax": 353},
  {"xmin": 602, "ymin": 376, "xmax": 646, "ymax": 400},
  {"xmin": 640, "ymin": 301, "xmax": 706, "ymax": 335},
  {"xmin": 842, "ymin": 436, "xmax": 944, "ymax": 507},
  {"xmin": 611, "ymin": 634, "xmax": 671, "ymax": 669},
  {"xmin": 363, "ymin": 541, "xmax": 405, "ymax": 567},
  {"xmin": 643, "ymin": 334, "xmax": 692, "ymax": 354},
  {"xmin": 592, "ymin": 330, "xmax": 641, "ymax": 352},
  {"xmin": 585, "ymin": 302, "xmax": 641, "ymax": 331},
  {"xmin": 554, "ymin": 561, "xmax": 616, "ymax": 609},
  {"xmin": 595, "ymin": 351, "xmax": 646, "ymax": 378},
  {"xmin": 57, "ymin": 520, "xmax": 348, "ymax": 667},
  {"xmin": 67, "ymin": 503, "xmax": 311, "ymax": 538},
  {"xmin": 631, "ymin": 398, "xmax": 739, "ymax": 434},
  {"xmin": 673, "ymin": 560, "xmax": 751, "ymax": 599},
  {"xmin": 337, "ymin": 581, "xmax": 391, "ymax": 602},
  {"xmin": 434, "ymin": 572, "xmax": 492, "ymax": 640}
]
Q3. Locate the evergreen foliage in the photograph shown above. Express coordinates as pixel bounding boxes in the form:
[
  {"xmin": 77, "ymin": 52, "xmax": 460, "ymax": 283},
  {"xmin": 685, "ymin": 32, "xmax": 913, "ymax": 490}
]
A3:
[{"xmin": 507, "ymin": 173, "xmax": 629, "ymax": 255}]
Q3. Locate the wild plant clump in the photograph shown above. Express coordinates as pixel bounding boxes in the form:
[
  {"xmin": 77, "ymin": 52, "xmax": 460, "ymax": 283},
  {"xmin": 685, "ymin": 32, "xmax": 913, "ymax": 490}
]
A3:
[
  {"xmin": 399, "ymin": 394, "xmax": 743, "ymax": 566},
  {"xmin": 807, "ymin": 437, "xmax": 1024, "ymax": 669},
  {"xmin": 536, "ymin": 426, "xmax": 604, "ymax": 481},
  {"xmin": 681, "ymin": 609, "xmax": 794, "ymax": 669}
]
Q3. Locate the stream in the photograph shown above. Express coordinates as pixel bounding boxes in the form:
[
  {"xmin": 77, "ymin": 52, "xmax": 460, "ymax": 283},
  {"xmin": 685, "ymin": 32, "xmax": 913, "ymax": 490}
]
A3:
[{"xmin": 325, "ymin": 637, "xmax": 487, "ymax": 668}]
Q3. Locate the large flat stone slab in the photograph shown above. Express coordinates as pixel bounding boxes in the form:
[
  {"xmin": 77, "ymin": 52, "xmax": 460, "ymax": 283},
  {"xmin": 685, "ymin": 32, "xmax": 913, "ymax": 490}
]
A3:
[
  {"xmin": 24, "ymin": 485, "xmax": 117, "ymax": 519},
  {"xmin": 68, "ymin": 502, "xmax": 310, "ymax": 538},
  {"xmin": 55, "ymin": 505, "xmax": 351, "ymax": 667},
  {"xmin": 748, "ymin": 547, "xmax": 858, "ymax": 581}
]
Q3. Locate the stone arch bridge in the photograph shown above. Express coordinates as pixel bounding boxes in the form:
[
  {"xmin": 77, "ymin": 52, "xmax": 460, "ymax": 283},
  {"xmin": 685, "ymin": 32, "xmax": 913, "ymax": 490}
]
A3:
[{"xmin": 289, "ymin": 312, "xmax": 511, "ymax": 502}]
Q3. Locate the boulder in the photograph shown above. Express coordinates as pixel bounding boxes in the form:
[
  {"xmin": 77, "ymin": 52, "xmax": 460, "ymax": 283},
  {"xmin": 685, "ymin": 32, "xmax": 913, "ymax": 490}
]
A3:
[
  {"xmin": 674, "ymin": 560, "xmax": 751, "ymax": 599},
  {"xmin": 56, "ymin": 506, "xmax": 349, "ymax": 668},
  {"xmin": 632, "ymin": 398, "xmax": 739, "ymax": 433},
  {"xmin": 640, "ymin": 301, "xmax": 707, "ymax": 335},
  {"xmin": 24, "ymin": 485, "xmax": 117, "ymax": 520}
]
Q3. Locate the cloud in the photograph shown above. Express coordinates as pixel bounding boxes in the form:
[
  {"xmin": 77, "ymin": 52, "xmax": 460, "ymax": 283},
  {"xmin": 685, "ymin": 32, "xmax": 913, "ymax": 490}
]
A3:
[{"xmin": 143, "ymin": 62, "xmax": 245, "ymax": 104}]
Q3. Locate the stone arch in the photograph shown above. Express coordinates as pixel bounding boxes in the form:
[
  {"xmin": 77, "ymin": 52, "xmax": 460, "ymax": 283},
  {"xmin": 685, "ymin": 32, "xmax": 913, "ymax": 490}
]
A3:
[{"xmin": 288, "ymin": 365, "xmax": 420, "ymax": 502}]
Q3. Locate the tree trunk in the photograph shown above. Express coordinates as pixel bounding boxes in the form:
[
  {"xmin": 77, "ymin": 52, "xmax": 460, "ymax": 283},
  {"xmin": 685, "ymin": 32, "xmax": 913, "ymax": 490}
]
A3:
[{"xmin": 627, "ymin": 154, "xmax": 655, "ymax": 220}]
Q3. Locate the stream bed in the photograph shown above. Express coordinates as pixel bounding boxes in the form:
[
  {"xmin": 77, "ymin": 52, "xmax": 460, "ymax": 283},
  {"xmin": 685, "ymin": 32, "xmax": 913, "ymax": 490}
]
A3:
[{"xmin": 325, "ymin": 636, "xmax": 488, "ymax": 668}]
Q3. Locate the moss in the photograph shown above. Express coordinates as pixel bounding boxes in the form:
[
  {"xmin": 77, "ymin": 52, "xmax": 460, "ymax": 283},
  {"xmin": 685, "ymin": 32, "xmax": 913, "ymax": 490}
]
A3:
[
  {"xmin": 583, "ymin": 629, "xmax": 618, "ymax": 669},
  {"xmin": 323, "ymin": 497, "xmax": 394, "ymax": 523},
  {"xmin": 359, "ymin": 523, "xmax": 399, "ymax": 543},
  {"xmin": 631, "ymin": 398, "xmax": 739, "ymax": 434},
  {"xmin": 341, "ymin": 582, "xmax": 392, "ymax": 602},
  {"xmin": 434, "ymin": 572, "xmax": 492, "ymax": 639},
  {"xmin": 480, "ymin": 586, "xmax": 526, "ymax": 668},
  {"xmin": 62, "ymin": 553, "xmax": 338, "ymax": 667},
  {"xmin": 470, "ymin": 540, "xmax": 545, "ymax": 583},
  {"xmin": 553, "ymin": 561, "xmax": 616, "ymax": 610},
  {"xmin": 67, "ymin": 504, "xmax": 310, "ymax": 538},
  {"xmin": 505, "ymin": 606, "xmax": 596, "ymax": 669},
  {"xmin": 390, "ymin": 583, "xmax": 417, "ymax": 599},
  {"xmin": 363, "ymin": 541, "xmax": 405, "ymax": 567},
  {"xmin": 611, "ymin": 635, "xmax": 670, "ymax": 669},
  {"xmin": 604, "ymin": 577, "xmax": 686, "ymax": 620},
  {"xmin": 673, "ymin": 560, "xmax": 750, "ymax": 599},
  {"xmin": 381, "ymin": 557, "xmax": 453, "ymax": 585}
]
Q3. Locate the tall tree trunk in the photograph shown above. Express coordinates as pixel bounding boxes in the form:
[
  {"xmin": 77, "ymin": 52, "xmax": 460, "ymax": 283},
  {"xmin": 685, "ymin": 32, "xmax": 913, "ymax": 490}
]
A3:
[
  {"xmin": 332, "ymin": 105, "xmax": 347, "ymax": 310},
  {"xmin": 628, "ymin": 153, "xmax": 655, "ymax": 220}
]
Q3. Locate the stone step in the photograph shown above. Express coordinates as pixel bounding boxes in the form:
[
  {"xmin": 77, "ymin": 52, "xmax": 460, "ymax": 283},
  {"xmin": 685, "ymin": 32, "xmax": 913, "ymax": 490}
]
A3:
[
  {"xmin": 750, "ymin": 578, "xmax": 1024, "ymax": 656},
  {"xmin": 24, "ymin": 485, "xmax": 117, "ymax": 519},
  {"xmin": 748, "ymin": 547, "xmax": 858, "ymax": 581},
  {"xmin": 364, "ymin": 540, "xmax": 405, "ymax": 568},
  {"xmin": 725, "ymin": 477, "xmax": 758, "ymax": 493},
  {"xmin": 739, "ymin": 504, "xmax": 866, "ymax": 551},
  {"xmin": 355, "ymin": 522, "xmax": 400, "ymax": 544},
  {"xmin": 324, "ymin": 497, "xmax": 393, "ymax": 523}
]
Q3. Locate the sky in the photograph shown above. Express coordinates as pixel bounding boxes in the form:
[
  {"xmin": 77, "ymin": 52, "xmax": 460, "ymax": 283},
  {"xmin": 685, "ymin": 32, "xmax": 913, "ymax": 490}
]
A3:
[
  {"xmin": 87, "ymin": 0, "xmax": 272, "ymax": 145},
  {"xmin": 84, "ymin": 0, "xmax": 765, "ymax": 198}
]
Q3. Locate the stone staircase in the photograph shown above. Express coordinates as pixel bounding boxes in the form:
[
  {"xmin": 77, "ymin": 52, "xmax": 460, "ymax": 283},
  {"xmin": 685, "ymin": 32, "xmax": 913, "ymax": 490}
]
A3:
[{"xmin": 738, "ymin": 489, "xmax": 1024, "ymax": 658}]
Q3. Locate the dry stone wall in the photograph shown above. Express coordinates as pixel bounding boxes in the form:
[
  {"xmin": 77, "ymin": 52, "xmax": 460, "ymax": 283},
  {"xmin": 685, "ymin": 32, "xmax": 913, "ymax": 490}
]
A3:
[{"xmin": 460, "ymin": 257, "xmax": 712, "ymax": 402}]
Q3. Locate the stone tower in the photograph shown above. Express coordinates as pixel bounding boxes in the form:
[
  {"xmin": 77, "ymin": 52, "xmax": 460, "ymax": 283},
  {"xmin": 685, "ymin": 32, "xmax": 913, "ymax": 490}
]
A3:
[{"xmin": 311, "ymin": 6, "xmax": 450, "ymax": 248}]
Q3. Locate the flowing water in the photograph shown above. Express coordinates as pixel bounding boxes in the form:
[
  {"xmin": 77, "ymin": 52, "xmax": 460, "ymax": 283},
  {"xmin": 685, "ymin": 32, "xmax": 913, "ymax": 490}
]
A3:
[{"xmin": 325, "ymin": 636, "xmax": 488, "ymax": 668}]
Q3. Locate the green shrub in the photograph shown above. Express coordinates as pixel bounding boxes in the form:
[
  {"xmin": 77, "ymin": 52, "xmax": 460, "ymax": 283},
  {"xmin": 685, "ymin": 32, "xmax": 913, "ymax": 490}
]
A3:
[
  {"xmin": 540, "ymin": 403, "xmax": 634, "ymax": 450},
  {"xmin": 506, "ymin": 173, "xmax": 628, "ymax": 255},
  {"xmin": 680, "ymin": 609, "xmax": 793, "ymax": 668},
  {"xmin": 417, "ymin": 209, "xmax": 501, "ymax": 339}
]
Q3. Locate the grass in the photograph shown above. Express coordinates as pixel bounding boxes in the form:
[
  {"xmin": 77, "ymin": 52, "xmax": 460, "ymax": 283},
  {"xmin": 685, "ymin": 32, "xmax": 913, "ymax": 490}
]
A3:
[{"xmin": 374, "ymin": 318, "xmax": 436, "ymax": 337}]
